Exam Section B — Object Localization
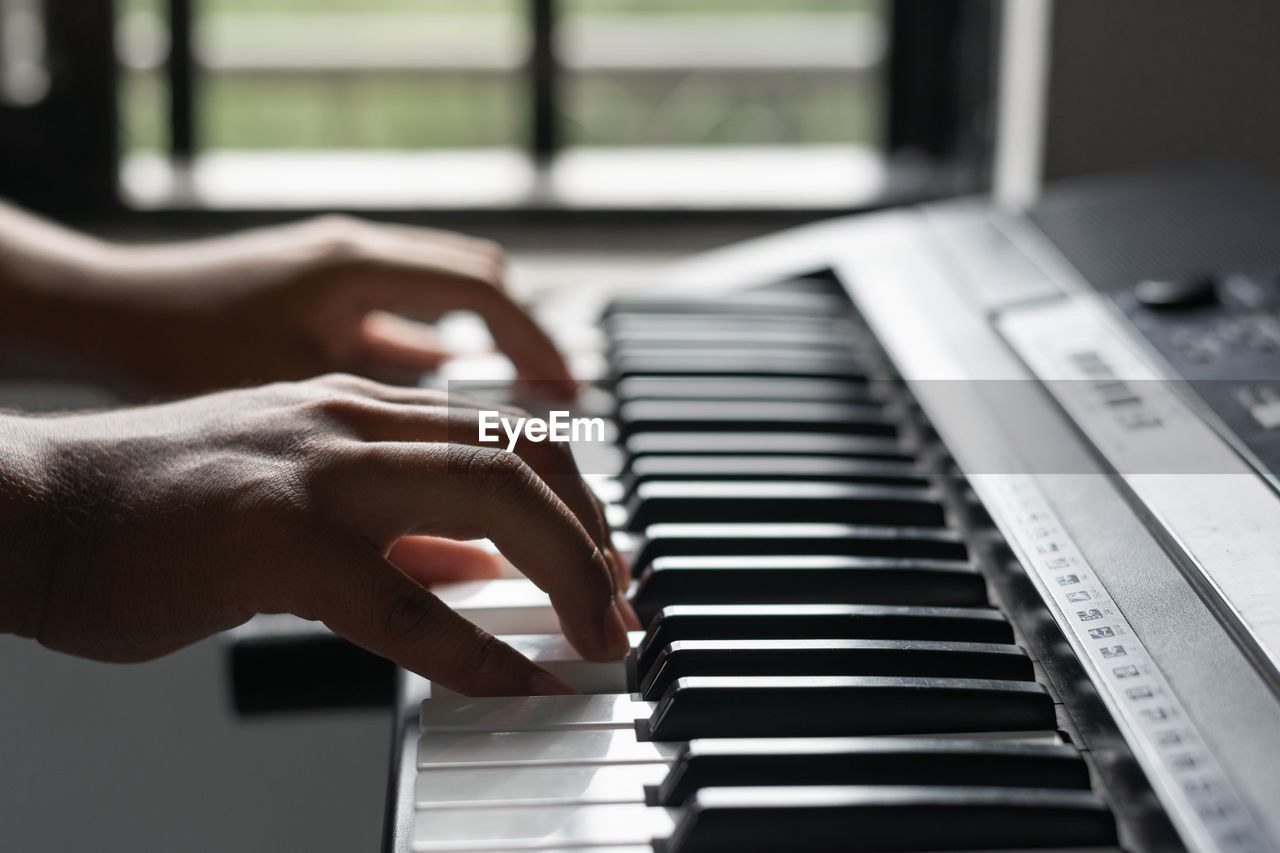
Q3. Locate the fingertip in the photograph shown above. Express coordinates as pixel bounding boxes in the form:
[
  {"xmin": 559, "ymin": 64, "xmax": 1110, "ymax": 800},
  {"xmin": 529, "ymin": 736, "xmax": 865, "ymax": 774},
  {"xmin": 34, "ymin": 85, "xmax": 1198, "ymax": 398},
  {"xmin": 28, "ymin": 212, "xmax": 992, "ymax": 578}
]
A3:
[{"xmin": 528, "ymin": 670, "xmax": 578, "ymax": 696}]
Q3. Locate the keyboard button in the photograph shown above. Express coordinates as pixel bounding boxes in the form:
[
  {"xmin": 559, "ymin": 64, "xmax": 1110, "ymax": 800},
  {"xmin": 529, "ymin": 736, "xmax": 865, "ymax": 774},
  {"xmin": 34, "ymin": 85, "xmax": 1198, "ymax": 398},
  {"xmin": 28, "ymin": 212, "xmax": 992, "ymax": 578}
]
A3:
[
  {"xmin": 410, "ymin": 801, "xmax": 677, "ymax": 851},
  {"xmin": 603, "ymin": 291, "xmax": 846, "ymax": 317},
  {"xmin": 665, "ymin": 786, "xmax": 1116, "ymax": 853},
  {"xmin": 623, "ymin": 455, "xmax": 927, "ymax": 491},
  {"xmin": 625, "ymin": 481, "xmax": 945, "ymax": 529},
  {"xmin": 635, "ymin": 605, "xmax": 1014, "ymax": 674},
  {"xmin": 420, "ymin": 693, "xmax": 651, "ymax": 734},
  {"xmin": 417, "ymin": 728, "xmax": 681, "ymax": 769},
  {"xmin": 415, "ymin": 763, "xmax": 667, "ymax": 808},
  {"xmin": 656, "ymin": 737, "xmax": 1092, "ymax": 805},
  {"xmin": 637, "ymin": 640, "xmax": 1035, "ymax": 700},
  {"xmin": 630, "ymin": 556, "xmax": 986, "ymax": 624},
  {"xmin": 614, "ymin": 377, "xmax": 871, "ymax": 403},
  {"xmin": 617, "ymin": 400, "xmax": 895, "ymax": 436},
  {"xmin": 612, "ymin": 352, "xmax": 867, "ymax": 380},
  {"xmin": 625, "ymin": 431, "xmax": 910, "ymax": 460},
  {"xmin": 640, "ymin": 676, "xmax": 1056, "ymax": 740},
  {"xmin": 633, "ymin": 523, "xmax": 968, "ymax": 569}
]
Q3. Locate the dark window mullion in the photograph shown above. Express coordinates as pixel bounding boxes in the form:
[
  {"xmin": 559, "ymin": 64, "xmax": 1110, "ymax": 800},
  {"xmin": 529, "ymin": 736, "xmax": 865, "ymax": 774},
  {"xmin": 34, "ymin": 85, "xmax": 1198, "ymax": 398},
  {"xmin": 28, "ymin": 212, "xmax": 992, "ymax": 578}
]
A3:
[
  {"xmin": 168, "ymin": 0, "xmax": 196, "ymax": 164},
  {"xmin": 529, "ymin": 0, "xmax": 559, "ymax": 163}
]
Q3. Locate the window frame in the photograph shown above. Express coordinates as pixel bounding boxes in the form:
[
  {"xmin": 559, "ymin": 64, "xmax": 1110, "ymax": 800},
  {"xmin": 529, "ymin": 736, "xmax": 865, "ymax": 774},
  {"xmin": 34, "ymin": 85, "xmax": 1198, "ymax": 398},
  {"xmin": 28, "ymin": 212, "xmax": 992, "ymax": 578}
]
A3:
[{"xmin": 0, "ymin": 0, "xmax": 998, "ymax": 226}]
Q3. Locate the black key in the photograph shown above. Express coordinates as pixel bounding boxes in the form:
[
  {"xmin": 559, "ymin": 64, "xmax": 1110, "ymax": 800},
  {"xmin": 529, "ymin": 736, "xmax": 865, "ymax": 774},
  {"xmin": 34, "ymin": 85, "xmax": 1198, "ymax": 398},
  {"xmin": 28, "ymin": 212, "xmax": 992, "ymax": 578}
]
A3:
[
  {"xmin": 656, "ymin": 738, "xmax": 1092, "ymax": 805},
  {"xmin": 625, "ymin": 431, "xmax": 909, "ymax": 460},
  {"xmin": 608, "ymin": 327, "xmax": 853, "ymax": 351},
  {"xmin": 605, "ymin": 316, "xmax": 843, "ymax": 343},
  {"xmin": 637, "ymin": 639, "xmax": 1035, "ymax": 699},
  {"xmin": 666, "ymin": 785, "xmax": 1116, "ymax": 853},
  {"xmin": 633, "ymin": 523, "xmax": 969, "ymax": 571},
  {"xmin": 616, "ymin": 400, "xmax": 895, "ymax": 437},
  {"xmin": 615, "ymin": 376, "xmax": 872, "ymax": 402},
  {"xmin": 630, "ymin": 556, "xmax": 987, "ymax": 626},
  {"xmin": 639, "ymin": 676, "xmax": 1057, "ymax": 740},
  {"xmin": 623, "ymin": 455, "xmax": 927, "ymax": 492},
  {"xmin": 603, "ymin": 291, "xmax": 846, "ymax": 318},
  {"xmin": 625, "ymin": 481, "xmax": 945, "ymax": 530},
  {"xmin": 611, "ymin": 351, "xmax": 865, "ymax": 380},
  {"xmin": 636, "ymin": 605, "xmax": 1015, "ymax": 675}
]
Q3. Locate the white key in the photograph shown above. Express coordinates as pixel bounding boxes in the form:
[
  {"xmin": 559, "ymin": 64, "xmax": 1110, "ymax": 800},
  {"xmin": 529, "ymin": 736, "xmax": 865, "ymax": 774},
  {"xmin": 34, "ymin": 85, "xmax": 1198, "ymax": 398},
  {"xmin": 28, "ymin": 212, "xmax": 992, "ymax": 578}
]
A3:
[
  {"xmin": 421, "ymin": 694, "xmax": 653, "ymax": 733},
  {"xmin": 415, "ymin": 763, "xmax": 666, "ymax": 808},
  {"xmin": 433, "ymin": 579, "xmax": 559, "ymax": 635},
  {"xmin": 605, "ymin": 503, "xmax": 629, "ymax": 530},
  {"xmin": 417, "ymin": 728, "xmax": 680, "ymax": 769},
  {"xmin": 586, "ymin": 476, "xmax": 625, "ymax": 506},
  {"xmin": 411, "ymin": 802, "xmax": 677, "ymax": 851},
  {"xmin": 429, "ymin": 633, "xmax": 638, "ymax": 699}
]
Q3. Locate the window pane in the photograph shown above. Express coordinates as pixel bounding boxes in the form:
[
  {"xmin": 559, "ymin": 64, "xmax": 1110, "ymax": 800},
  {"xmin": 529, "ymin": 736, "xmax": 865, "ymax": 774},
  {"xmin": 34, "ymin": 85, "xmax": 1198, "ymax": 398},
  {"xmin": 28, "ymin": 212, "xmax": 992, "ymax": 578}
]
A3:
[
  {"xmin": 560, "ymin": 0, "xmax": 887, "ymax": 148},
  {"xmin": 117, "ymin": 0, "xmax": 168, "ymax": 153},
  {"xmin": 193, "ymin": 0, "xmax": 522, "ymax": 151}
]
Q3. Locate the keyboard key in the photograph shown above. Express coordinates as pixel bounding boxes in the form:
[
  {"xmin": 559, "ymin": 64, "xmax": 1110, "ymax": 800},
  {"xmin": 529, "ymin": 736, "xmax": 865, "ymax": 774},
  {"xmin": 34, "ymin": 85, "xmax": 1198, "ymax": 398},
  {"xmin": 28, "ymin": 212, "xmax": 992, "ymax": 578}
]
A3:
[
  {"xmin": 415, "ymin": 763, "xmax": 667, "ymax": 808},
  {"xmin": 630, "ymin": 556, "xmax": 986, "ymax": 624},
  {"xmin": 622, "ymin": 455, "xmax": 927, "ymax": 491},
  {"xmin": 411, "ymin": 801, "xmax": 677, "ymax": 851},
  {"xmin": 666, "ymin": 786, "xmax": 1116, "ymax": 853},
  {"xmin": 633, "ymin": 523, "xmax": 968, "ymax": 570},
  {"xmin": 635, "ymin": 605, "xmax": 1015, "ymax": 674},
  {"xmin": 420, "ymin": 693, "xmax": 650, "ymax": 734},
  {"xmin": 637, "ymin": 639, "xmax": 1035, "ymax": 700},
  {"xmin": 640, "ymin": 676, "xmax": 1056, "ymax": 740},
  {"xmin": 617, "ymin": 400, "xmax": 895, "ymax": 437},
  {"xmin": 625, "ymin": 431, "xmax": 909, "ymax": 460},
  {"xmin": 614, "ymin": 377, "xmax": 871, "ymax": 403},
  {"xmin": 625, "ymin": 481, "xmax": 945, "ymax": 529},
  {"xmin": 417, "ymin": 727, "xmax": 681, "ymax": 769},
  {"xmin": 656, "ymin": 737, "xmax": 1092, "ymax": 805},
  {"xmin": 611, "ymin": 351, "xmax": 867, "ymax": 380}
]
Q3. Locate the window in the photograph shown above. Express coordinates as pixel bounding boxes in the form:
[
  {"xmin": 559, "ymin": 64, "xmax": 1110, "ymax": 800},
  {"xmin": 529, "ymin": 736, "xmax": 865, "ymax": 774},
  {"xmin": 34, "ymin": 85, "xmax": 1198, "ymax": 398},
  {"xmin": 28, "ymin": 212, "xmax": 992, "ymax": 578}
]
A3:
[{"xmin": 1, "ymin": 1, "xmax": 995, "ymax": 217}]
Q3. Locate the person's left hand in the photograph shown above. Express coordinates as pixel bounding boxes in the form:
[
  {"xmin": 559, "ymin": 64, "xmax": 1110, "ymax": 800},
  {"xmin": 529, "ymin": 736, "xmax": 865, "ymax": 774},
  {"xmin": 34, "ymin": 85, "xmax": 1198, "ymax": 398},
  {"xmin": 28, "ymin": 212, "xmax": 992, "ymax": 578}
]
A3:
[{"xmin": 27, "ymin": 215, "xmax": 576, "ymax": 397}]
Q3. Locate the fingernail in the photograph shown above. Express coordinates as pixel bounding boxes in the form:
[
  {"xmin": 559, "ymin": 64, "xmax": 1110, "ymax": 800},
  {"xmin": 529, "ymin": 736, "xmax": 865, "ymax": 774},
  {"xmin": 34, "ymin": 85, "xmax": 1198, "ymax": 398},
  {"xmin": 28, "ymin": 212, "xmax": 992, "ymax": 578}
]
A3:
[
  {"xmin": 528, "ymin": 669, "xmax": 577, "ymax": 696},
  {"xmin": 600, "ymin": 599, "xmax": 632, "ymax": 659}
]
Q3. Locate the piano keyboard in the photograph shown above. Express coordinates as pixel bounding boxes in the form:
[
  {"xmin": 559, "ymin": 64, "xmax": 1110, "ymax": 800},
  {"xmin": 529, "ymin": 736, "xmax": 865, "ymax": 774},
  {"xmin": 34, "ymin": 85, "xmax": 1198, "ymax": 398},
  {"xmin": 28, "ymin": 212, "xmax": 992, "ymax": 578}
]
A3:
[{"xmin": 396, "ymin": 278, "xmax": 1125, "ymax": 852}]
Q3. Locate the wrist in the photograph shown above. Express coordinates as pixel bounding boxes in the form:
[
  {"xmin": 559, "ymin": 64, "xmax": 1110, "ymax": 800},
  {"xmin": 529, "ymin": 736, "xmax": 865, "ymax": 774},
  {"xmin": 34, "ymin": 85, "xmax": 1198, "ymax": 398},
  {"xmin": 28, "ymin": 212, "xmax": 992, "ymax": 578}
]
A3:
[{"xmin": 0, "ymin": 415, "xmax": 57, "ymax": 637}]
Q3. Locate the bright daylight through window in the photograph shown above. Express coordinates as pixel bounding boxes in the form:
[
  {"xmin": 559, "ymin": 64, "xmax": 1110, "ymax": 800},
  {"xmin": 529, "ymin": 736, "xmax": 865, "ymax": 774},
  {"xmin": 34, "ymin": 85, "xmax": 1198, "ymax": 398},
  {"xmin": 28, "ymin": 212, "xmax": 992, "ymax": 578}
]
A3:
[{"xmin": 116, "ymin": 0, "xmax": 888, "ymax": 209}]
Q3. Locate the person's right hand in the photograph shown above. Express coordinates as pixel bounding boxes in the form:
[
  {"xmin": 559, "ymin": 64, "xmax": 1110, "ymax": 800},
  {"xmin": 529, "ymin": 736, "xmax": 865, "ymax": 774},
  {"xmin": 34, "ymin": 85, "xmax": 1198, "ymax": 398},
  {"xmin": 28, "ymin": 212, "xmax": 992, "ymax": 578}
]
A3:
[{"xmin": 0, "ymin": 374, "xmax": 635, "ymax": 696}]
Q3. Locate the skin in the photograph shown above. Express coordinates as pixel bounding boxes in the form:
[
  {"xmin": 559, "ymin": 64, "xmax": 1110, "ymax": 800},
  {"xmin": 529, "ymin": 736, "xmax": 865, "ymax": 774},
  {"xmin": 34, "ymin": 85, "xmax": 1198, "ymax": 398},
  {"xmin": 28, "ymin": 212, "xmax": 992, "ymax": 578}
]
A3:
[{"xmin": 0, "ymin": 204, "xmax": 637, "ymax": 696}]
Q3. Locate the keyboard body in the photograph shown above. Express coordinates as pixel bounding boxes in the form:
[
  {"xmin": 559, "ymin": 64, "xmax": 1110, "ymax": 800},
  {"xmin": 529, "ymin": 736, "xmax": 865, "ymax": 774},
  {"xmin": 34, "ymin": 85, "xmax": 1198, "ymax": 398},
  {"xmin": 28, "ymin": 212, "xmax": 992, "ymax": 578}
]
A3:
[{"xmin": 385, "ymin": 169, "xmax": 1280, "ymax": 853}]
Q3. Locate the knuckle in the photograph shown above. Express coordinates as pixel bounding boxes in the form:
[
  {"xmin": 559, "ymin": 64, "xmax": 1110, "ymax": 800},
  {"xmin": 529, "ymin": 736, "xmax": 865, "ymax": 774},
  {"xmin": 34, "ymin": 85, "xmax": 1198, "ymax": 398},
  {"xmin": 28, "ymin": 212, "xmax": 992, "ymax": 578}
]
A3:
[
  {"xmin": 303, "ymin": 214, "xmax": 368, "ymax": 266},
  {"xmin": 456, "ymin": 629, "xmax": 507, "ymax": 680},
  {"xmin": 451, "ymin": 445, "xmax": 534, "ymax": 500},
  {"xmin": 382, "ymin": 589, "xmax": 443, "ymax": 646}
]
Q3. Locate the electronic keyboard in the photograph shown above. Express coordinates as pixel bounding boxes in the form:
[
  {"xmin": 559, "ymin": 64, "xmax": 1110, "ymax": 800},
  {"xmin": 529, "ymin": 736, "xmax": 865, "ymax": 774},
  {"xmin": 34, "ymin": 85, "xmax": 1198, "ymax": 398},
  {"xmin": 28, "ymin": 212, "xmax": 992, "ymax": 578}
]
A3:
[{"xmin": 237, "ymin": 169, "xmax": 1280, "ymax": 852}]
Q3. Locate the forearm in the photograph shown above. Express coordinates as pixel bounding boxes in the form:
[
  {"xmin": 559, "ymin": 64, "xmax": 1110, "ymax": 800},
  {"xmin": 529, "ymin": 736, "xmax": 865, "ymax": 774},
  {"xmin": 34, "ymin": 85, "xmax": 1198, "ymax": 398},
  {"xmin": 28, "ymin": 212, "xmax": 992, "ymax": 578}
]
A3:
[
  {"xmin": 0, "ymin": 414, "xmax": 55, "ymax": 637},
  {"xmin": 0, "ymin": 198, "xmax": 123, "ymax": 350}
]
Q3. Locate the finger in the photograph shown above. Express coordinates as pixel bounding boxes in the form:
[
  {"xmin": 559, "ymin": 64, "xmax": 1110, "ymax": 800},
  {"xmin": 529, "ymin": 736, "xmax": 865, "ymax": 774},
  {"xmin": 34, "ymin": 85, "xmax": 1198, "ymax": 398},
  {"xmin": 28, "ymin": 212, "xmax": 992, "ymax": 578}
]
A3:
[
  {"xmin": 314, "ymin": 390, "xmax": 618, "ymax": 573},
  {"xmin": 309, "ymin": 549, "xmax": 574, "ymax": 696},
  {"xmin": 335, "ymin": 442, "xmax": 631, "ymax": 662},
  {"xmin": 336, "ymin": 256, "xmax": 577, "ymax": 399},
  {"xmin": 356, "ymin": 311, "xmax": 452, "ymax": 371},
  {"xmin": 388, "ymin": 536, "xmax": 503, "ymax": 586}
]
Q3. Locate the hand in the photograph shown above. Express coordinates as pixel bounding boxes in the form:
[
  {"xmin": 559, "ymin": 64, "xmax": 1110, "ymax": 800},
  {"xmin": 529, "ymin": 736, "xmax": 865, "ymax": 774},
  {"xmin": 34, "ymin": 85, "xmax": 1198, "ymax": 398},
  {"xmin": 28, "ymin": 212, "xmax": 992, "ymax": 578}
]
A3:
[
  {"xmin": 0, "ymin": 210, "xmax": 575, "ymax": 397},
  {"xmin": 0, "ymin": 374, "xmax": 635, "ymax": 696}
]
